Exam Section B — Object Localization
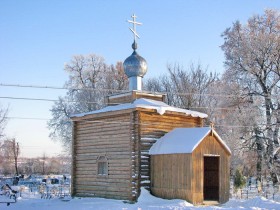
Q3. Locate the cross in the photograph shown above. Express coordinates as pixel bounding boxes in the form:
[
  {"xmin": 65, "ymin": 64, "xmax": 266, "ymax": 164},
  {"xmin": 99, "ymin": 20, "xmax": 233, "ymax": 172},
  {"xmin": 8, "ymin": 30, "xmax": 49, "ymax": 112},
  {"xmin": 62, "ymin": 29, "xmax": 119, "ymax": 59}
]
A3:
[{"xmin": 127, "ymin": 14, "xmax": 142, "ymax": 43}]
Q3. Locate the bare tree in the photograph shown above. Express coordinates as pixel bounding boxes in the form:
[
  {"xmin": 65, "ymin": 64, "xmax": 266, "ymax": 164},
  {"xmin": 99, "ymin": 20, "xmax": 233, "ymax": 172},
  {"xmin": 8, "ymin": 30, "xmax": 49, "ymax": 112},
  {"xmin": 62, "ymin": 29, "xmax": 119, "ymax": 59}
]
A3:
[
  {"xmin": 11, "ymin": 139, "xmax": 20, "ymax": 176},
  {"xmin": 145, "ymin": 62, "xmax": 219, "ymax": 114},
  {"xmin": 221, "ymin": 9, "xmax": 280, "ymax": 184},
  {"xmin": 48, "ymin": 97, "xmax": 75, "ymax": 151},
  {"xmin": 40, "ymin": 153, "xmax": 47, "ymax": 175},
  {"xmin": 166, "ymin": 63, "xmax": 218, "ymax": 111},
  {"xmin": 48, "ymin": 54, "xmax": 128, "ymax": 151},
  {"xmin": 104, "ymin": 62, "xmax": 128, "ymax": 95},
  {"xmin": 0, "ymin": 138, "xmax": 20, "ymax": 175},
  {"xmin": 0, "ymin": 105, "xmax": 8, "ymax": 139},
  {"xmin": 144, "ymin": 75, "xmax": 175, "ymax": 105}
]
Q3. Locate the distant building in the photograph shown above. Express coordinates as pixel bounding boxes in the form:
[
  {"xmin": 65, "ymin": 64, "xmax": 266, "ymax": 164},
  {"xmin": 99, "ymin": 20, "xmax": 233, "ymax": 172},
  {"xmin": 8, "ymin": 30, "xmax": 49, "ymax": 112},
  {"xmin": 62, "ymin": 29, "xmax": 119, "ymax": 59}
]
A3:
[{"xmin": 70, "ymin": 15, "xmax": 231, "ymax": 205}]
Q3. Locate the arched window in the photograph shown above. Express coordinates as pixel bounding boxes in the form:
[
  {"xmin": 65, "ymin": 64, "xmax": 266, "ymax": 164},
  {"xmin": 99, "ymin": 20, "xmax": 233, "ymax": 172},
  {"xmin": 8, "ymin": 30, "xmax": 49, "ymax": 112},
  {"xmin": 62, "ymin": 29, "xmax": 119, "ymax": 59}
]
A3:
[{"xmin": 97, "ymin": 156, "xmax": 108, "ymax": 176}]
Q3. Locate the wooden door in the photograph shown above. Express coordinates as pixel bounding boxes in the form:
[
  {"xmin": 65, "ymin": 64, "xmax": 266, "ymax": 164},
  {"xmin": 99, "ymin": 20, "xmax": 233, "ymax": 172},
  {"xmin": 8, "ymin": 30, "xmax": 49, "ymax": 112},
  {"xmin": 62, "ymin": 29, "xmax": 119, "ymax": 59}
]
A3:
[{"xmin": 204, "ymin": 156, "xmax": 219, "ymax": 201}]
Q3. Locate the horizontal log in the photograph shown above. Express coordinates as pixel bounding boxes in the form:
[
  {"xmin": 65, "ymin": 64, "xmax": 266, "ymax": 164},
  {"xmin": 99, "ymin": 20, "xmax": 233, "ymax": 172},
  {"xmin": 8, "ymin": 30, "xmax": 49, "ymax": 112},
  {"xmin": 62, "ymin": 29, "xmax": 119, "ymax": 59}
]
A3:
[
  {"xmin": 140, "ymin": 131, "xmax": 167, "ymax": 136},
  {"xmin": 75, "ymin": 151, "xmax": 132, "ymax": 157},
  {"xmin": 74, "ymin": 191, "xmax": 132, "ymax": 200},
  {"xmin": 74, "ymin": 188, "xmax": 133, "ymax": 196},
  {"xmin": 76, "ymin": 120, "xmax": 130, "ymax": 127},
  {"xmin": 75, "ymin": 173, "xmax": 131, "ymax": 180},
  {"xmin": 76, "ymin": 140, "xmax": 132, "ymax": 146},
  {"xmin": 76, "ymin": 117, "xmax": 131, "ymax": 129},
  {"xmin": 75, "ymin": 176, "xmax": 131, "ymax": 183},
  {"xmin": 140, "ymin": 112, "xmax": 203, "ymax": 121},
  {"xmin": 75, "ymin": 135, "xmax": 131, "ymax": 142},
  {"xmin": 75, "ymin": 159, "xmax": 132, "ymax": 166},
  {"xmin": 75, "ymin": 140, "xmax": 131, "ymax": 148},
  {"xmin": 74, "ymin": 185, "xmax": 132, "ymax": 193},
  {"xmin": 75, "ymin": 173, "xmax": 132, "ymax": 180},
  {"xmin": 75, "ymin": 162, "xmax": 131, "ymax": 168},
  {"xmin": 75, "ymin": 133, "xmax": 131, "ymax": 144},
  {"xmin": 75, "ymin": 168, "xmax": 132, "ymax": 176},
  {"xmin": 74, "ymin": 174, "xmax": 133, "ymax": 180},
  {"xmin": 76, "ymin": 124, "xmax": 131, "ymax": 133},
  {"xmin": 75, "ymin": 179, "xmax": 132, "ymax": 187},
  {"xmin": 75, "ymin": 147, "xmax": 131, "ymax": 154},
  {"xmin": 76, "ymin": 116, "xmax": 131, "ymax": 124},
  {"xmin": 72, "ymin": 109, "xmax": 133, "ymax": 121},
  {"xmin": 75, "ymin": 156, "xmax": 132, "ymax": 163},
  {"xmin": 76, "ymin": 127, "xmax": 130, "ymax": 136},
  {"xmin": 140, "ymin": 125, "xmax": 195, "ymax": 131}
]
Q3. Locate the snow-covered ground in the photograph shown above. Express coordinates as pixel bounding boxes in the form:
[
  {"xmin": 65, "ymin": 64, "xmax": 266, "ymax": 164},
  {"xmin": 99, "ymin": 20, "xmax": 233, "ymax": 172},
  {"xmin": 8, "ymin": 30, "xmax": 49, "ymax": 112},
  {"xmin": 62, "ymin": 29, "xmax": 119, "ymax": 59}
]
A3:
[{"xmin": 1, "ymin": 188, "xmax": 280, "ymax": 210}]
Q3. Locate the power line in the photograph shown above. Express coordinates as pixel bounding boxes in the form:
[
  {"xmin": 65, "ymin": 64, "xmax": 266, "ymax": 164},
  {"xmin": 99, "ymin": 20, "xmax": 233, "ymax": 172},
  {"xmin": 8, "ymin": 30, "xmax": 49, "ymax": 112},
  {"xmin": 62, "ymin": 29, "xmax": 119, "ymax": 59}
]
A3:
[
  {"xmin": 0, "ymin": 83, "xmax": 127, "ymax": 93},
  {"xmin": 0, "ymin": 96, "xmax": 57, "ymax": 102},
  {"xmin": 0, "ymin": 83, "xmax": 68, "ymax": 90},
  {"xmin": 5, "ymin": 117, "xmax": 47, "ymax": 120},
  {"xmin": 1, "ymin": 83, "xmax": 279, "ymax": 98},
  {"xmin": 0, "ymin": 96, "xmax": 98, "ymax": 104},
  {"xmin": 0, "ymin": 95, "xmax": 272, "ymax": 111}
]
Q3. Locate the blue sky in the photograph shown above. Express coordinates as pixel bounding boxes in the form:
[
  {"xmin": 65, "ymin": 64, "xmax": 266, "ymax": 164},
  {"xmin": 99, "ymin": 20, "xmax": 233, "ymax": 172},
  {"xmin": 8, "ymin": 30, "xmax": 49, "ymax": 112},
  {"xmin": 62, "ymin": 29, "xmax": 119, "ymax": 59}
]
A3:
[{"xmin": 0, "ymin": 0, "xmax": 279, "ymax": 157}]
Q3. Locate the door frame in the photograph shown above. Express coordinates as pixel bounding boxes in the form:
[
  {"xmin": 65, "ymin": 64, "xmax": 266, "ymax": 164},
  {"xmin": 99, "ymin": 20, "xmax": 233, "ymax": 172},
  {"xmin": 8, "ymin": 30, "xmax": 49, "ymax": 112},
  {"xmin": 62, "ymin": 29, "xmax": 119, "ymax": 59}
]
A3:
[{"xmin": 203, "ymin": 155, "xmax": 220, "ymax": 201}]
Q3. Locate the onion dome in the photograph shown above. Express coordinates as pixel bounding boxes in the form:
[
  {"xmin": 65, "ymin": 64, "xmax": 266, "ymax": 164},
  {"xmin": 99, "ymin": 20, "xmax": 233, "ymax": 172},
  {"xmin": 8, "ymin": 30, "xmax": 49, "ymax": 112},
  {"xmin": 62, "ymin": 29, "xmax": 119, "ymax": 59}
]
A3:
[{"xmin": 123, "ymin": 42, "xmax": 148, "ymax": 78}]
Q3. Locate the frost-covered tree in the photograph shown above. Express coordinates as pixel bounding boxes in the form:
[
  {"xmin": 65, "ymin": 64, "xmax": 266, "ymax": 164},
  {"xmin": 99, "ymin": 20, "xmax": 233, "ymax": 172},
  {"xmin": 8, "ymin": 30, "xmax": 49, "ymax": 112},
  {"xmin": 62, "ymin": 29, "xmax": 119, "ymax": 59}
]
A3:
[
  {"xmin": 0, "ymin": 105, "xmax": 9, "ymax": 173},
  {"xmin": 0, "ymin": 105, "xmax": 8, "ymax": 139},
  {"xmin": 48, "ymin": 54, "xmax": 128, "ymax": 152},
  {"xmin": 145, "ymin": 62, "xmax": 219, "ymax": 115},
  {"xmin": 0, "ymin": 138, "xmax": 20, "ymax": 175},
  {"xmin": 221, "ymin": 9, "xmax": 280, "ymax": 184},
  {"xmin": 209, "ymin": 71, "xmax": 269, "ymax": 177}
]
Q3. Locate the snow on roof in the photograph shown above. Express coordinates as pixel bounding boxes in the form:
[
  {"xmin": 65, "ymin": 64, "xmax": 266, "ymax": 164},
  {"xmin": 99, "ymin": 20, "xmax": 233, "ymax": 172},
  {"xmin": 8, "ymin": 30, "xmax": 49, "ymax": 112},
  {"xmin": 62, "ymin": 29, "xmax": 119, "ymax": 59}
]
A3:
[
  {"xmin": 149, "ymin": 127, "xmax": 231, "ymax": 155},
  {"xmin": 71, "ymin": 98, "xmax": 208, "ymax": 118}
]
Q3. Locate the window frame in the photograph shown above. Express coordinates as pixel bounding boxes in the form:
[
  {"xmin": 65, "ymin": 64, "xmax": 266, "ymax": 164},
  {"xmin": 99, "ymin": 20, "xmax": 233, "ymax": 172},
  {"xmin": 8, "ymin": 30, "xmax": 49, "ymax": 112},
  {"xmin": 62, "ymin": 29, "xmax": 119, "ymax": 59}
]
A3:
[{"xmin": 97, "ymin": 155, "xmax": 108, "ymax": 177}]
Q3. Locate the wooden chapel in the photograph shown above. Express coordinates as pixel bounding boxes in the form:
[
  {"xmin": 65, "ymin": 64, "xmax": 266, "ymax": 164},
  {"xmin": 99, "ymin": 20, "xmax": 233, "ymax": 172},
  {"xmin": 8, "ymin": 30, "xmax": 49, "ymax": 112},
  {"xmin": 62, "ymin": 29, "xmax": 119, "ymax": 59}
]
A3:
[{"xmin": 70, "ymin": 14, "xmax": 231, "ymax": 205}]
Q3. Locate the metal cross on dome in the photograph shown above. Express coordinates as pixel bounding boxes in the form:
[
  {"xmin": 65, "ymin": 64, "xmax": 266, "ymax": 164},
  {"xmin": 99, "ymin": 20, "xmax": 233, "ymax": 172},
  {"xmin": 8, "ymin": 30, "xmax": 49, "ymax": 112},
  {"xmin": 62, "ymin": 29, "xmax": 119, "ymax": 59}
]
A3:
[{"xmin": 127, "ymin": 14, "xmax": 142, "ymax": 44}]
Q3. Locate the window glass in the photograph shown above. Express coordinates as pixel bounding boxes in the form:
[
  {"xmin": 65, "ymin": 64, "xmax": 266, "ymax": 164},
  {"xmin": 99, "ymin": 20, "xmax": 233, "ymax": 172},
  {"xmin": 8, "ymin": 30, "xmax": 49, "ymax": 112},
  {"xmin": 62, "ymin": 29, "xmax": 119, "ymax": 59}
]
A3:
[{"xmin": 97, "ymin": 156, "xmax": 108, "ymax": 176}]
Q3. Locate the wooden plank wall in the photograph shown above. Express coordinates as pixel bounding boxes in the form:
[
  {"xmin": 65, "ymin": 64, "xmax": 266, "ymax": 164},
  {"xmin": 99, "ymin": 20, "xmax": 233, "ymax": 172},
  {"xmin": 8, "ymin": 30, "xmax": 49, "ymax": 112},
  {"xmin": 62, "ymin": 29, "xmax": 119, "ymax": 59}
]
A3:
[
  {"xmin": 192, "ymin": 135, "xmax": 230, "ymax": 204},
  {"xmin": 139, "ymin": 111, "xmax": 203, "ymax": 190},
  {"xmin": 150, "ymin": 154, "xmax": 193, "ymax": 202},
  {"xmin": 71, "ymin": 113, "xmax": 134, "ymax": 200}
]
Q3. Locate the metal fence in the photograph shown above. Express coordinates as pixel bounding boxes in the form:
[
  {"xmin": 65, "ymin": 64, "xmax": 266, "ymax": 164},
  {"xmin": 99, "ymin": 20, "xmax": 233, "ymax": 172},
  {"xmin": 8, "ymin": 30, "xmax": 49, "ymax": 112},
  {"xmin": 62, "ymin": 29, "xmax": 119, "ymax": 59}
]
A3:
[
  {"xmin": 230, "ymin": 180, "xmax": 280, "ymax": 201},
  {"xmin": 1, "ymin": 177, "xmax": 71, "ymax": 200}
]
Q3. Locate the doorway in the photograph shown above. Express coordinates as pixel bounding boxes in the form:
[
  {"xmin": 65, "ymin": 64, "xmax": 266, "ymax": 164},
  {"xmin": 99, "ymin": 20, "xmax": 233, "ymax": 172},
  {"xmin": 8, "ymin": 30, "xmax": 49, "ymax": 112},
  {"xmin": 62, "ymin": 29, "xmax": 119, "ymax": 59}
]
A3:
[{"xmin": 204, "ymin": 156, "xmax": 219, "ymax": 201}]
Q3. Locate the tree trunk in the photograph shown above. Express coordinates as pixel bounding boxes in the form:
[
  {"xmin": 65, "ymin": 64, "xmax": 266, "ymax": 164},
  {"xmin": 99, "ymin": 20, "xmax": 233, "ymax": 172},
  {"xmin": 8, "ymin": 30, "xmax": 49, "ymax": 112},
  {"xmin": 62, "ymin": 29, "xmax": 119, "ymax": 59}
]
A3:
[
  {"xmin": 254, "ymin": 127, "xmax": 264, "ymax": 182},
  {"xmin": 264, "ymin": 94, "xmax": 279, "ymax": 184},
  {"xmin": 12, "ymin": 140, "xmax": 19, "ymax": 176}
]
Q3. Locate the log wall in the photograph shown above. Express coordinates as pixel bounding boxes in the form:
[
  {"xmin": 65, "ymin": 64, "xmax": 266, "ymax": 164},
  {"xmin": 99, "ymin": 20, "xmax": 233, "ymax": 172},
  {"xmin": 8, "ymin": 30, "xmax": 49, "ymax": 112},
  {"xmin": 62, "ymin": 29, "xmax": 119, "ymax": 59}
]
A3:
[
  {"xmin": 107, "ymin": 91, "xmax": 165, "ymax": 105},
  {"xmin": 71, "ymin": 113, "xmax": 135, "ymax": 200},
  {"xmin": 71, "ymin": 107, "xmax": 206, "ymax": 201},
  {"xmin": 138, "ymin": 111, "xmax": 203, "ymax": 189}
]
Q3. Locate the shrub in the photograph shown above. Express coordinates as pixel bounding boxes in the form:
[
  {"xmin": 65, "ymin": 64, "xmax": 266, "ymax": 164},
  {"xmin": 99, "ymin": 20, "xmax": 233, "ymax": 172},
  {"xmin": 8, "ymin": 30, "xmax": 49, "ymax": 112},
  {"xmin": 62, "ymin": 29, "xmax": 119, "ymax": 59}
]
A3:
[{"xmin": 234, "ymin": 168, "xmax": 246, "ymax": 189}]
